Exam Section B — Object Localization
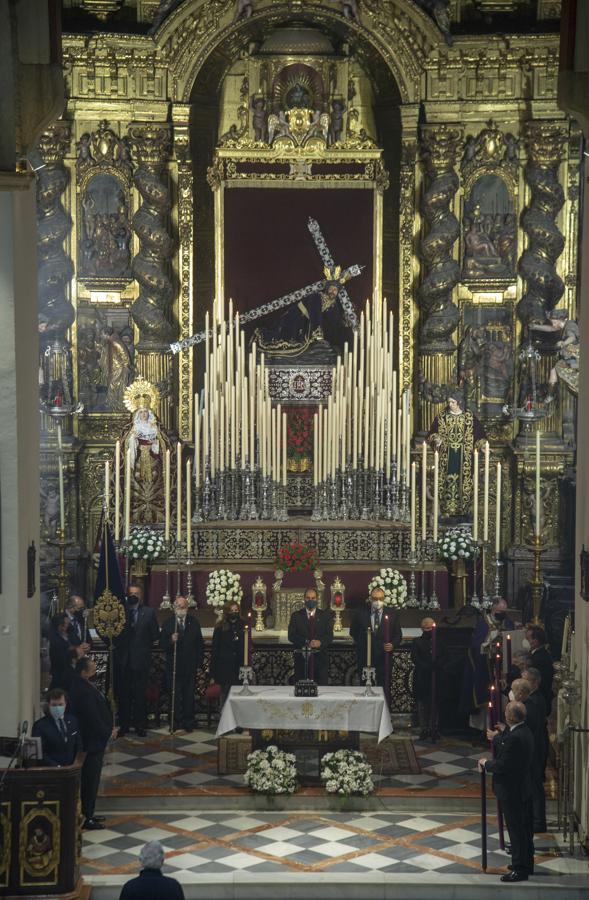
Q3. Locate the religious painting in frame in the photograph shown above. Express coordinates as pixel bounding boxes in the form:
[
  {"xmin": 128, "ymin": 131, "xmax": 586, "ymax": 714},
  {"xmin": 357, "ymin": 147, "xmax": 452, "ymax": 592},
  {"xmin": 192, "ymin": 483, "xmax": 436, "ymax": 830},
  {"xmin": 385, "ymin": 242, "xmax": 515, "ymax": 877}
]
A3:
[
  {"xmin": 219, "ymin": 183, "xmax": 379, "ymax": 363},
  {"xmin": 76, "ymin": 306, "xmax": 135, "ymax": 414}
]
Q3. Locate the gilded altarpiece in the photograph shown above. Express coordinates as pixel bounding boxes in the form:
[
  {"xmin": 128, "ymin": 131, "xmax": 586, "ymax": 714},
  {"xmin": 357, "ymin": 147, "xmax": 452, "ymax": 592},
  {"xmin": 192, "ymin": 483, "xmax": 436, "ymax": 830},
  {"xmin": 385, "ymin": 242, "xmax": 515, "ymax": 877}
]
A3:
[{"xmin": 36, "ymin": 0, "xmax": 578, "ymax": 602}]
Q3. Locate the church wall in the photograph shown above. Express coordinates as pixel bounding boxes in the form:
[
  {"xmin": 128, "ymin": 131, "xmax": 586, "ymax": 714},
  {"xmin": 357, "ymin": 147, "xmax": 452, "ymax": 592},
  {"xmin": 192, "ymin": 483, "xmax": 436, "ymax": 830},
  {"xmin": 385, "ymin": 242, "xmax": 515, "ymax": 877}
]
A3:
[
  {"xmin": 38, "ymin": 2, "xmax": 578, "ymax": 611},
  {"xmin": 0, "ymin": 184, "xmax": 41, "ymax": 734}
]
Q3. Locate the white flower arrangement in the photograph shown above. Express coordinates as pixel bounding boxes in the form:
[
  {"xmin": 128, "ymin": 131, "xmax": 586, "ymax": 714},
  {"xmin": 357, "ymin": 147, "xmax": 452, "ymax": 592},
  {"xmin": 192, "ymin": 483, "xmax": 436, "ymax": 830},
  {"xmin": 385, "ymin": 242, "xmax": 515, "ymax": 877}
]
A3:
[
  {"xmin": 245, "ymin": 745, "xmax": 298, "ymax": 795},
  {"xmin": 367, "ymin": 567, "xmax": 408, "ymax": 608},
  {"xmin": 438, "ymin": 527, "xmax": 478, "ymax": 562},
  {"xmin": 125, "ymin": 526, "xmax": 166, "ymax": 561},
  {"xmin": 321, "ymin": 749, "xmax": 374, "ymax": 797},
  {"xmin": 205, "ymin": 568, "xmax": 243, "ymax": 610}
]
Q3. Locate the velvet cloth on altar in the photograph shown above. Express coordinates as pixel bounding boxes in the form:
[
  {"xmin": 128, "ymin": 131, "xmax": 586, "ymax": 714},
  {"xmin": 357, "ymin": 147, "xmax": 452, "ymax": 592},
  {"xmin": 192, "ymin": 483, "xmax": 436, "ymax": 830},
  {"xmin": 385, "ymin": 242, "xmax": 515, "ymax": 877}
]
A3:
[
  {"xmin": 144, "ymin": 566, "xmax": 449, "ymax": 611},
  {"xmin": 223, "ymin": 187, "xmax": 374, "ymax": 347}
]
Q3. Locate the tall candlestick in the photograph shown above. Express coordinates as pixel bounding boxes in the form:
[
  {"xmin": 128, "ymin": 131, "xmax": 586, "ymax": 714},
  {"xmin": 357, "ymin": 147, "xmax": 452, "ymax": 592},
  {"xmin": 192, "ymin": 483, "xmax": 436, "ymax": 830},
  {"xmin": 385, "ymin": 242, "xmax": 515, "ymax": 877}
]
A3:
[
  {"xmin": 473, "ymin": 448, "xmax": 479, "ymax": 542},
  {"xmin": 186, "ymin": 458, "xmax": 192, "ymax": 553},
  {"xmin": 176, "ymin": 442, "xmax": 182, "ymax": 544},
  {"xmin": 243, "ymin": 621, "xmax": 249, "ymax": 666},
  {"xmin": 57, "ymin": 424, "xmax": 65, "ymax": 532},
  {"xmin": 114, "ymin": 439, "xmax": 121, "ymax": 542},
  {"xmin": 535, "ymin": 430, "xmax": 541, "ymax": 536},
  {"xmin": 367, "ymin": 626, "xmax": 372, "ymax": 668},
  {"xmin": 495, "ymin": 462, "xmax": 502, "ymax": 555},
  {"xmin": 124, "ymin": 446, "xmax": 131, "ymax": 541},
  {"xmin": 421, "ymin": 442, "xmax": 427, "ymax": 542},
  {"xmin": 164, "ymin": 448, "xmax": 171, "ymax": 542},
  {"xmin": 483, "ymin": 441, "xmax": 490, "ymax": 542},
  {"xmin": 410, "ymin": 461, "xmax": 416, "ymax": 552},
  {"xmin": 433, "ymin": 449, "xmax": 439, "ymax": 544},
  {"xmin": 313, "ymin": 413, "xmax": 318, "ymax": 487}
]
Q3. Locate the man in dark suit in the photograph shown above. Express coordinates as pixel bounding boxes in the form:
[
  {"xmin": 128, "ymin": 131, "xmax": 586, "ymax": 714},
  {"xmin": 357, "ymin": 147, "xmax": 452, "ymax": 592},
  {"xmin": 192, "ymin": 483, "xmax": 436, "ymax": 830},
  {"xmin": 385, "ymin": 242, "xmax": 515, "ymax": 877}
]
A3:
[
  {"xmin": 521, "ymin": 667, "xmax": 549, "ymax": 832},
  {"xmin": 479, "ymin": 701, "xmax": 535, "ymax": 882},
  {"xmin": 69, "ymin": 656, "xmax": 116, "ymax": 830},
  {"xmin": 119, "ymin": 839, "xmax": 185, "ymax": 900},
  {"xmin": 350, "ymin": 586, "xmax": 402, "ymax": 687},
  {"xmin": 32, "ymin": 688, "xmax": 82, "ymax": 767},
  {"xmin": 525, "ymin": 626, "xmax": 554, "ymax": 715},
  {"xmin": 115, "ymin": 582, "xmax": 159, "ymax": 736},
  {"xmin": 49, "ymin": 613, "xmax": 80, "ymax": 690},
  {"xmin": 159, "ymin": 596, "xmax": 204, "ymax": 732},
  {"xmin": 288, "ymin": 588, "xmax": 333, "ymax": 685},
  {"xmin": 410, "ymin": 617, "xmax": 448, "ymax": 739},
  {"xmin": 65, "ymin": 594, "xmax": 90, "ymax": 648}
]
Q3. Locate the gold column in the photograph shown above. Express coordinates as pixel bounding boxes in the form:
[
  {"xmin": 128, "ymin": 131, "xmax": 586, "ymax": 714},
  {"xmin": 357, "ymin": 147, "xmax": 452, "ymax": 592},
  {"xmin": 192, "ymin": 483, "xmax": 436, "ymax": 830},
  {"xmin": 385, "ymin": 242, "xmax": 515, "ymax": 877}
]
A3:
[{"xmin": 174, "ymin": 106, "xmax": 195, "ymax": 442}]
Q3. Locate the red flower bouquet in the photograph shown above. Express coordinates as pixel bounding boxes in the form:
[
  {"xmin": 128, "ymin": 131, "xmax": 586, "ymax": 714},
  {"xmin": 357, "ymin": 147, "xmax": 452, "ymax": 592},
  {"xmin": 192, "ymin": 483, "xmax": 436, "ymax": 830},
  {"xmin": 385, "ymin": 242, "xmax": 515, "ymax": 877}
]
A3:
[{"xmin": 275, "ymin": 541, "xmax": 320, "ymax": 573}]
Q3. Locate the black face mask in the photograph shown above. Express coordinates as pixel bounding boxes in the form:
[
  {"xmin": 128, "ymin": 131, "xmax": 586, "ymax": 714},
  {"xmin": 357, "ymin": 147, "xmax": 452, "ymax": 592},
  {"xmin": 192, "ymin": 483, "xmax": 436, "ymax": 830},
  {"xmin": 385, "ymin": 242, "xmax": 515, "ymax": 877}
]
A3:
[
  {"xmin": 423, "ymin": 631, "xmax": 432, "ymax": 639},
  {"xmin": 127, "ymin": 596, "xmax": 139, "ymax": 606},
  {"xmin": 228, "ymin": 613, "xmax": 239, "ymax": 621},
  {"xmin": 494, "ymin": 611, "xmax": 506, "ymax": 622}
]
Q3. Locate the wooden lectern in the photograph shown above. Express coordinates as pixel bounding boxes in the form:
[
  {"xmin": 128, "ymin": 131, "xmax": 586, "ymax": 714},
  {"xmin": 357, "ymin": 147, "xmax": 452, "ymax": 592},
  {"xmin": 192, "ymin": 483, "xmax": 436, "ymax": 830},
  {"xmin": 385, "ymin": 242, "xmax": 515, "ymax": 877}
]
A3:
[{"xmin": 0, "ymin": 762, "xmax": 83, "ymax": 898}]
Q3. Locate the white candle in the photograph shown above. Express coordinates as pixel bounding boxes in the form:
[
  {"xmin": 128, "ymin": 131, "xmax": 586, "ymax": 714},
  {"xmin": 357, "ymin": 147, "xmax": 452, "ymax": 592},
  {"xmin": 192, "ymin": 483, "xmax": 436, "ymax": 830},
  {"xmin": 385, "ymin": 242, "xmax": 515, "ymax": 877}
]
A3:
[
  {"xmin": 194, "ymin": 410, "xmax": 201, "ymax": 488},
  {"xmin": 367, "ymin": 626, "xmax": 372, "ymax": 668},
  {"xmin": 433, "ymin": 449, "xmax": 439, "ymax": 543},
  {"xmin": 392, "ymin": 371, "xmax": 397, "ymax": 459},
  {"xmin": 473, "ymin": 448, "xmax": 479, "ymax": 542},
  {"xmin": 104, "ymin": 459, "xmax": 110, "ymax": 520},
  {"xmin": 535, "ymin": 431, "xmax": 541, "ymax": 536},
  {"xmin": 282, "ymin": 412, "xmax": 287, "ymax": 487},
  {"xmin": 176, "ymin": 442, "xmax": 182, "ymax": 543},
  {"xmin": 186, "ymin": 458, "xmax": 192, "ymax": 553},
  {"xmin": 410, "ymin": 461, "xmax": 416, "ymax": 553},
  {"xmin": 495, "ymin": 462, "xmax": 502, "ymax": 555},
  {"xmin": 313, "ymin": 413, "xmax": 318, "ymax": 487},
  {"xmin": 114, "ymin": 439, "xmax": 121, "ymax": 542},
  {"xmin": 483, "ymin": 441, "xmax": 490, "ymax": 542},
  {"xmin": 164, "ymin": 448, "xmax": 171, "ymax": 542},
  {"xmin": 421, "ymin": 441, "xmax": 427, "ymax": 543},
  {"xmin": 57, "ymin": 424, "xmax": 65, "ymax": 532},
  {"xmin": 124, "ymin": 446, "xmax": 131, "ymax": 541}
]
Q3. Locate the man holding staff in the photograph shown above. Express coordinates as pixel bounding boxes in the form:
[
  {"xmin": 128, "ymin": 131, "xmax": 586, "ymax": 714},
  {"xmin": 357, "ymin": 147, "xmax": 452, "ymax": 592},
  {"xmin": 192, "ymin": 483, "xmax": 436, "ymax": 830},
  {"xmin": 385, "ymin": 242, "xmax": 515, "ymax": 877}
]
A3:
[
  {"xmin": 160, "ymin": 596, "xmax": 204, "ymax": 733},
  {"xmin": 478, "ymin": 701, "xmax": 535, "ymax": 882}
]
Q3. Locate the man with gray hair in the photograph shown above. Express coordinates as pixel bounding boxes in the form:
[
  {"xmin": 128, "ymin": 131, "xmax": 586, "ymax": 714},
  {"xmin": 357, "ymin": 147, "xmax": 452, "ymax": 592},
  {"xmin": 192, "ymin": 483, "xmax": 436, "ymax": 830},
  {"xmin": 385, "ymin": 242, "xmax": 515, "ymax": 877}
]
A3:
[
  {"xmin": 118, "ymin": 840, "xmax": 185, "ymax": 899},
  {"xmin": 478, "ymin": 701, "xmax": 534, "ymax": 882}
]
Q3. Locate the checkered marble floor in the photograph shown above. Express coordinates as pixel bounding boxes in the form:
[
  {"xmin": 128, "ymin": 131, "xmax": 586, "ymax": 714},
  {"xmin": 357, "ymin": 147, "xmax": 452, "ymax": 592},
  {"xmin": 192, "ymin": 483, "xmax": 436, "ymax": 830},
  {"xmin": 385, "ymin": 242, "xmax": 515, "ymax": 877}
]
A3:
[
  {"xmin": 100, "ymin": 727, "xmax": 518, "ymax": 797},
  {"xmin": 82, "ymin": 810, "xmax": 584, "ymax": 888}
]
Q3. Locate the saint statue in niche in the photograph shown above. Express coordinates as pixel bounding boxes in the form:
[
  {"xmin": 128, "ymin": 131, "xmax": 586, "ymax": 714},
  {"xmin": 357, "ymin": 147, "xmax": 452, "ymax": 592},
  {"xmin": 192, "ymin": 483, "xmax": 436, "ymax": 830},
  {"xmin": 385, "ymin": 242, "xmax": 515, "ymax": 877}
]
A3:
[
  {"xmin": 530, "ymin": 309, "xmax": 580, "ymax": 398},
  {"xmin": 122, "ymin": 377, "xmax": 172, "ymax": 524},
  {"xmin": 427, "ymin": 390, "xmax": 487, "ymax": 520}
]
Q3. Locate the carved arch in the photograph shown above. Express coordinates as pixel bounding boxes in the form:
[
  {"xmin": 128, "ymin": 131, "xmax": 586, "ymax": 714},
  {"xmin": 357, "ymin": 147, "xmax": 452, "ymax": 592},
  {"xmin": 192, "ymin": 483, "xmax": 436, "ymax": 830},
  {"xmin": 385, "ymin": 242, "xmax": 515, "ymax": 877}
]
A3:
[{"xmin": 154, "ymin": 0, "xmax": 442, "ymax": 105}]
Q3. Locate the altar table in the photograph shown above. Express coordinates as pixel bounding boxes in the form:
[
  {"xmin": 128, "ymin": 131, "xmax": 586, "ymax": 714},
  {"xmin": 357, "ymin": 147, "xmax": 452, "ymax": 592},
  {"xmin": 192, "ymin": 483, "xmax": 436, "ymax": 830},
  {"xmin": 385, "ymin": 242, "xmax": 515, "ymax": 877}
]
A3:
[{"xmin": 216, "ymin": 685, "xmax": 393, "ymax": 743}]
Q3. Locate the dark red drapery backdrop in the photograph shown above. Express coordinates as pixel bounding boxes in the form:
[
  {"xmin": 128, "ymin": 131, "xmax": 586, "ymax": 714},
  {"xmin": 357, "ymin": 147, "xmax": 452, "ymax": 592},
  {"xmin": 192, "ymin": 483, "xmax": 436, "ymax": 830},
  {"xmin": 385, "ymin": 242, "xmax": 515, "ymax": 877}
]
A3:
[{"xmin": 223, "ymin": 187, "xmax": 374, "ymax": 338}]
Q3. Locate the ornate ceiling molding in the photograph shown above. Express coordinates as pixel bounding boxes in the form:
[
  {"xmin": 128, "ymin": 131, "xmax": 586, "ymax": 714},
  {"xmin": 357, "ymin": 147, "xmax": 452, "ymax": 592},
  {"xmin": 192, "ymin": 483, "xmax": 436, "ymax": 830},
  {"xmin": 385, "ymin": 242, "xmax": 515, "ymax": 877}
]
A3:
[{"xmin": 153, "ymin": 0, "xmax": 444, "ymax": 104}]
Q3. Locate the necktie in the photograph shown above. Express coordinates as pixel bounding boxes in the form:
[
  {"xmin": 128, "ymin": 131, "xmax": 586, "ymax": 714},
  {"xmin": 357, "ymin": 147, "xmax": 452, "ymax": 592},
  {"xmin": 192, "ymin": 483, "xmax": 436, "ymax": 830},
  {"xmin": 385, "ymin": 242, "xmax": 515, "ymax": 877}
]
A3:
[
  {"xmin": 58, "ymin": 719, "xmax": 67, "ymax": 741},
  {"xmin": 132, "ymin": 609, "xmax": 138, "ymax": 628},
  {"xmin": 178, "ymin": 618, "xmax": 184, "ymax": 633}
]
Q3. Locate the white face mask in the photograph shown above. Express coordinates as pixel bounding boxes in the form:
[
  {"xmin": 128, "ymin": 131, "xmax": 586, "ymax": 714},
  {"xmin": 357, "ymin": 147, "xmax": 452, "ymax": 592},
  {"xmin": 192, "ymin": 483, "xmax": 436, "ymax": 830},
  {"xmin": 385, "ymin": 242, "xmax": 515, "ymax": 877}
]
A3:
[
  {"xmin": 371, "ymin": 599, "xmax": 384, "ymax": 610},
  {"xmin": 175, "ymin": 609, "xmax": 187, "ymax": 620},
  {"xmin": 521, "ymin": 638, "xmax": 531, "ymax": 652},
  {"xmin": 508, "ymin": 689, "xmax": 515, "ymax": 702}
]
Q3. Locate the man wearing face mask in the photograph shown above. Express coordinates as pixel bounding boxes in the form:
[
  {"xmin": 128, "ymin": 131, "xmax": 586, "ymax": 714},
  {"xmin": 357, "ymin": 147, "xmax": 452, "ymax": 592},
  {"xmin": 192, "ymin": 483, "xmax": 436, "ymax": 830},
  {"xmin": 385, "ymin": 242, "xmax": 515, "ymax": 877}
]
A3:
[
  {"xmin": 159, "ymin": 596, "xmax": 204, "ymax": 732},
  {"xmin": 115, "ymin": 582, "xmax": 159, "ymax": 737},
  {"xmin": 521, "ymin": 667, "xmax": 549, "ymax": 833},
  {"xmin": 69, "ymin": 656, "xmax": 117, "ymax": 830},
  {"xmin": 523, "ymin": 626, "xmax": 553, "ymax": 716},
  {"xmin": 478, "ymin": 701, "xmax": 535, "ymax": 882},
  {"xmin": 350, "ymin": 586, "xmax": 403, "ymax": 687},
  {"xmin": 411, "ymin": 617, "xmax": 448, "ymax": 739},
  {"xmin": 32, "ymin": 689, "xmax": 82, "ymax": 767},
  {"xmin": 288, "ymin": 588, "xmax": 333, "ymax": 685}
]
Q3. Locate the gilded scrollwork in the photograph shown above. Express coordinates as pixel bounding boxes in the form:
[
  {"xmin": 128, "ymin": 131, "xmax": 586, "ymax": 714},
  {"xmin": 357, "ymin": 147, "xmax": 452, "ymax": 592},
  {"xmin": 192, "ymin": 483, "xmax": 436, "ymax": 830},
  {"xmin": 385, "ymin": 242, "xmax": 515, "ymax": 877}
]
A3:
[
  {"xmin": 34, "ymin": 122, "xmax": 74, "ymax": 344},
  {"xmin": 418, "ymin": 124, "xmax": 462, "ymax": 351},
  {"xmin": 518, "ymin": 120, "xmax": 567, "ymax": 325},
  {"xmin": 128, "ymin": 123, "xmax": 176, "ymax": 350}
]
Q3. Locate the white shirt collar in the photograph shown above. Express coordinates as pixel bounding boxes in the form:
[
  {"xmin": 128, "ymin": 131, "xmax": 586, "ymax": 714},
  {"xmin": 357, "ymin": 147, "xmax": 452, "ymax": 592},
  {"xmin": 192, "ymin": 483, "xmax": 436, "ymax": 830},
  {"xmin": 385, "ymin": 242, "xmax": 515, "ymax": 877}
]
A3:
[{"xmin": 509, "ymin": 721, "xmax": 524, "ymax": 731}]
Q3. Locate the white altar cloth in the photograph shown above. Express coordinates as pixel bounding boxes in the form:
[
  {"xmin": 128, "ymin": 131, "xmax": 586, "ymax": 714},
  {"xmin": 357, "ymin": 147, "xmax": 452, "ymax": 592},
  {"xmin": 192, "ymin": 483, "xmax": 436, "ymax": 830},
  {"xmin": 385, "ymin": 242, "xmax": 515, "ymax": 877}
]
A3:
[{"xmin": 216, "ymin": 685, "xmax": 392, "ymax": 743}]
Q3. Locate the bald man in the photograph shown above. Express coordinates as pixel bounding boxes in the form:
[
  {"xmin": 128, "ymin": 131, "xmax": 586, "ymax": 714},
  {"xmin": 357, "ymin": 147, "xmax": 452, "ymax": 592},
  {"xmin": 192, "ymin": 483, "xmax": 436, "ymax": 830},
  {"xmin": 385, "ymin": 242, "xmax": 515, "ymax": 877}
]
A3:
[{"xmin": 479, "ymin": 701, "xmax": 535, "ymax": 882}]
